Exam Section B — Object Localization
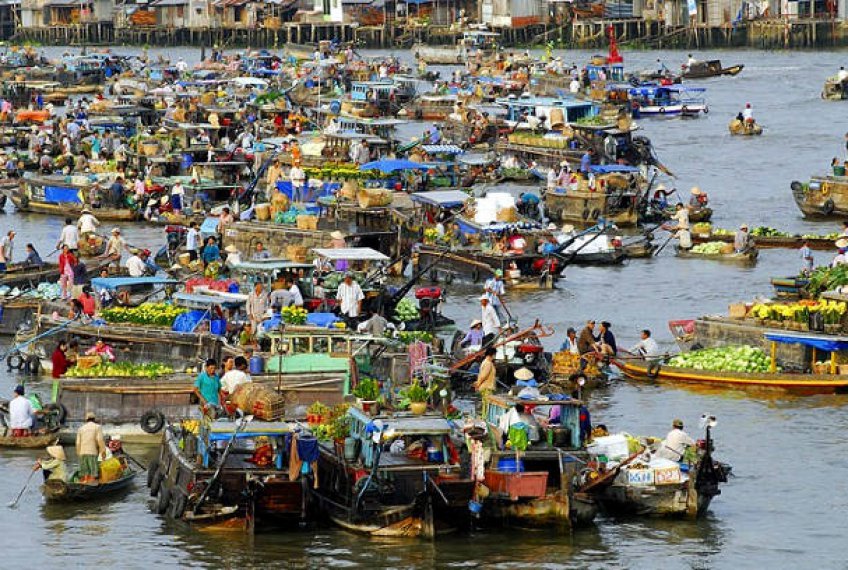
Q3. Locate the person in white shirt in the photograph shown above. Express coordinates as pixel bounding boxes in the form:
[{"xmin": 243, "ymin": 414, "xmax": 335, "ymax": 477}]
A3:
[
  {"xmin": 246, "ymin": 282, "xmax": 269, "ymax": 329},
  {"xmin": 483, "ymin": 271, "xmax": 506, "ymax": 319},
  {"xmin": 220, "ymin": 356, "xmax": 251, "ymax": 395},
  {"xmin": 171, "ymin": 181, "xmax": 185, "ymax": 213},
  {"xmin": 186, "ymin": 221, "xmax": 199, "ymax": 261},
  {"xmin": 569, "ymin": 77, "xmax": 581, "ymax": 94},
  {"xmin": 560, "ymin": 327, "xmax": 580, "ymax": 354},
  {"xmin": 289, "ymin": 164, "xmax": 306, "ymax": 202},
  {"xmin": 287, "ymin": 278, "xmax": 303, "ymax": 307},
  {"xmin": 336, "ymin": 273, "xmax": 364, "ymax": 319},
  {"xmin": 655, "ymin": 419, "xmax": 695, "ymax": 462},
  {"xmin": 629, "ymin": 329, "xmax": 661, "ymax": 358},
  {"xmin": 480, "ymin": 295, "xmax": 500, "ymax": 346},
  {"xmin": 741, "ymin": 103, "xmax": 754, "ymax": 124},
  {"xmin": 838, "ymin": 66, "xmax": 848, "ymax": 82},
  {"xmin": 0, "ymin": 230, "xmax": 14, "ymax": 265},
  {"xmin": 57, "ymin": 217, "xmax": 80, "ymax": 251},
  {"xmin": 175, "ymin": 57, "xmax": 188, "ymax": 74},
  {"xmin": 8, "ymin": 384, "xmax": 34, "ymax": 436},
  {"xmin": 686, "ymin": 53, "xmax": 698, "ymax": 68},
  {"xmin": 77, "ymin": 208, "xmax": 99, "ymax": 241},
  {"xmin": 126, "ymin": 249, "xmax": 151, "ymax": 277}
]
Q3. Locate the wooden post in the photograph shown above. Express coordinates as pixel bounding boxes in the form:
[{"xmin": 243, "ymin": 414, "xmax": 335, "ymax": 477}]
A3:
[{"xmin": 831, "ymin": 350, "xmax": 837, "ymax": 375}]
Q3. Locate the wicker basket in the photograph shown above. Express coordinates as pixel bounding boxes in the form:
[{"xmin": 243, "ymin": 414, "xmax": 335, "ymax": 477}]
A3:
[
  {"xmin": 296, "ymin": 215, "xmax": 318, "ymax": 230},
  {"xmin": 230, "ymin": 384, "xmax": 285, "ymax": 421},
  {"xmin": 77, "ymin": 355, "xmax": 101, "ymax": 370},
  {"xmin": 496, "ymin": 206, "xmax": 518, "ymax": 223}
]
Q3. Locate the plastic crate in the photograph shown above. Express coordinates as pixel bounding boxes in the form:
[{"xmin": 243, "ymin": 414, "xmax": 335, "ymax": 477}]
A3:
[{"xmin": 484, "ymin": 470, "xmax": 548, "ymax": 500}]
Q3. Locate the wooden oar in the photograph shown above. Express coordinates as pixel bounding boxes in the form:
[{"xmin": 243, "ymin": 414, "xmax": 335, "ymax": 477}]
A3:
[
  {"xmin": 7, "ymin": 468, "xmax": 37, "ymax": 509},
  {"xmin": 121, "ymin": 450, "xmax": 148, "ymax": 471},
  {"xmin": 653, "ymin": 231, "xmax": 676, "ymax": 256}
]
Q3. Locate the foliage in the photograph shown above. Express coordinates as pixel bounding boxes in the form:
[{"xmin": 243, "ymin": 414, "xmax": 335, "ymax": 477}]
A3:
[
  {"xmin": 281, "ymin": 305, "xmax": 308, "ymax": 325},
  {"xmin": 64, "ymin": 362, "xmax": 174, "ymax": 378},
  {"xmin": 750, "ymin": 299, "xmax": 847, "ymax": 325},
  {"xmin": 400, "ymin": 379, "xmax": 431, "ymax": 403},
  {"xmin": 100, "ymin": 303, "xmax": 186, "ymax": 326},
  {"xmin": 353, "ymin": 377, "xmax": 380, "ymax": 401},
  {"xmin": 807, "ymin": 265, "xmax": 848, "ymax": 297},
  {"xmin": 307, "ymin": 401, "xmax": 330, "ymax": 415}
]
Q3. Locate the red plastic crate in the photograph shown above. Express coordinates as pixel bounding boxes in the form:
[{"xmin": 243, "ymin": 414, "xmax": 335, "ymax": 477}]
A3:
[{"xmin": 484, "ymin": 470, "xmax": 548, "ymax": 500}]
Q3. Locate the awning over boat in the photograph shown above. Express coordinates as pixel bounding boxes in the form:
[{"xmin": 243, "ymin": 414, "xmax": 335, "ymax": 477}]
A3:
[
  {"xmin": 589, "ymin": 164, "xmax": 641, "ymax": 174},
  {"xmin": 410, "ymin": 190, "xmax": 470, "ymax": 208},
  {"xmin": 764, "ymin": 332, "xmax": 848, "ymax": 352},
  {"xmin": 312, "ymin": 247, "xmax": 389, "ymax": 261},
  {"xmin": 172, "ymin": 291, "xmax": 246, "ymax": 309},
  {"xmin": 359, "ymin": 158, "xmax": 444, "ymax": 173},
  {"xmin": 230, "ymin": 259, "xmax": 313, "ymax": 272},
  {"xmin": 90, "ymin": 277, "xmax": 178, "ymax": 290}
]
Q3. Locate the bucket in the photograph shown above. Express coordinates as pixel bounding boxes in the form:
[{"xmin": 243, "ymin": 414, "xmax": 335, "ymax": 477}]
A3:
[
  {"xmin": 178, "ymin": 252, "xmax": 191, "ymax": 267},
  {"xmin": 255, "ymin": 203, "xmax": 271, "ymax": 221},
  {"xmin": 210, "ymin": 319, "xmax": 226, "ymax": 336},
  {"xmin": 227, "ymin": 283, "xmax": 239, "ymax": 294},
  {"xmin": 468, "ymin": 500, "xmax": 483, "ymax": 514},
  {"xmin": 496, "ymin": 457, "xmax": 525, "ymax": 472},
  {"xmin": 249, "ymin": 355, "xmax": 265, "ymax": 375},
  {"xmin": 344, "ymin": 436, "xmax": 361, "ymax": 461}
]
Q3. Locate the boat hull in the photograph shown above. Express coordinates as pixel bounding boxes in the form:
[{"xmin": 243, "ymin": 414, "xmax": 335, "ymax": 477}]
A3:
[
  {"xmin": 42, "ymin": 470, "xmax": 136, "ymax": 502},
  {"xmin": 675, "ymin": 247, "xmax": 758, "ymax": 264},
  {"xmin": 9, "ymin": 191, "xmax": 139, "ymax": 222},
  {"xmin": 619, "ymin": 359, "xmax": 848, "ymax": 395},
  {"xmin": 0, "ymin": 431, "xmax": 58, "ymax": 448},
  {"xmin": 791, "ymin": 178, "xmax": 848, "ymax": 219}
]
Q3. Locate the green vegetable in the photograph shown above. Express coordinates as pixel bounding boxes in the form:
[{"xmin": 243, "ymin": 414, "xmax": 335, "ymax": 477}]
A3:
[
  {"xmin": 667, "ymin": 345, "xmax": 773, "ymax": 373},
  {"xmin": 394, "ymin": 298, "xmax": 420, "ymax": 322}
]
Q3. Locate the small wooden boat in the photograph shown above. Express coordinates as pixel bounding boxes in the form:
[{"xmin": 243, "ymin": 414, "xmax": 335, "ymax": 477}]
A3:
[
  {"xmin": 692, "ymin": 232, "xmax": 835, "ymax": 250},
  {"xmin": 9, "ymin": 177, "xmax": 141, "ymax": 222},
  {"xmin": 0, "ymin": 429, "xmax": 59, "ymax": 448},
  {"xmin": 42, "ymin": 469, "xmax": 136, "ymax": 502},
  {"xmin": 822, "ymin": 76, "xmax": 848, "ymax": 100},
  {"xmin": 0, "ymin": 262, "xmax": 59, "ymax": 289},
  {"xmin": 791, "ymin": 177, "xmax": 848, "ymax": 219},
  {"xmin": 675, "ymin": 246, "xmax": 758, "ymax": 264},
  {"xmin": 683, "ymin": 60, "xmax": 743, "ymax": 79},
  {"xmin": 729, "ymin": 119, "xmax": 763, "ymax": 136},
  {"xmin": 618, "ymin": 358, "xmax": 848, "ymax": 395}
]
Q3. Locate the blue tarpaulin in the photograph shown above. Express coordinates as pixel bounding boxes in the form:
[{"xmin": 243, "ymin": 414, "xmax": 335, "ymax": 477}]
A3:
[
  {"xmin": 358, "ymin": 159, "xmax": 444, "ymax": 173},
  {"xmin": 589, "ymin": 165, "xmax": 641, "ymax": 174},
  {"xmin": 275, "ymin": 181, "xmax": 340, "ymax": 202},
  {"xmin": 764, "ymin": 332, "xmax": 848, "ymax": 352},
  {"xmin": 44, "ymin": 186, "xmax": 82, "ymax": 203},
  {"xmin": 90, "ymin": 277, "xmax": 178, "ymax": 290}
]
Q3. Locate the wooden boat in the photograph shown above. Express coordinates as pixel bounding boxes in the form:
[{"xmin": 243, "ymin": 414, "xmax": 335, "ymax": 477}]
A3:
[
  {"xmin": 0, "ymin": 429, "xmax": 58, "ymax": 448},
  {"xmin": 312, "ymin": 408, "xmax": 475, "ymax": 539},
  {"xmin": 618, "ymin": 356, "xmax": 848, "ymax": 395},
  {"xmin": 728, "ymin": 119, "xmax": 763, "ymax": 136},
  {"xmin": 403, "ymin": 94, "xmax": 458, "ymax": 121},
  {"xmin": 692, "ymin": 232, "xmax": 835, "ymax": 250},
  {"xmin": 0, "ymin": 262, "xmax": 59, "ymax": 290},
  {"xmin": 151, "ymin": 421, "xmax": 313, "ymax": 530},
  {"xmin": 791, "ymin": 177, "xmax": 848, "ymax": 219},
  {"xmin": 544, "ymin": 168, "xmax": 644, "ymax": 228},
  {"xmin": 477, "ymin": 394, "xmax": 598, "ymax": 528},
  {"xmin": 42, "ymin": 469, "xmax": 137, "ymax": 502},
  {"xmin": 579, "ymin": 424, "xmax": 728, "ymax": 518},
  {"xmin": 682, "ymin": 60, "xmax": 743, "ymax": 79},
  {"xmin": 675, "ymin": 246, "xmax": 758, "ymax": 264},
  {"xmin": 413, "ymin": 31, "xmax": 500, "ymax": 65},
  {"xmin": 822, "ymin": 76, "xmax": 848, "ymax": 100},
  {"xmin": 9, "ymin": 176, "xmax": 141, "ymax": 221},
  {"xmin": 416, "ymin": 244, "xmax": 557, "ymax": 289}
]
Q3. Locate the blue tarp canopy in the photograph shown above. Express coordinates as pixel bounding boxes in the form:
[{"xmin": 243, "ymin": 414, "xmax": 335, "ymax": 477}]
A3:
[
  {"xmin": 44, "ymin": 186, "xmax": 82, "ymax": 203},
  {"xmin": 764, "ymin": 332, "xmax": 848, "ymax": 352},
  {"xmin": 358, "ymin": 159, "xmax": 444, "ymax": 173},
  {"xmin": 410, "ymin": 190, "xmax": 470, "ymax": 208},
  {"xmin": 589, "ymin": 164, "xmax": 641, "ymax": 174},
  {"xmin": 90, "ymin": 277, "xmax": 178, "ymax": 290},
  {"xmin": 421, "ymin": 144, "xmax": 464, "ymax": 155}
]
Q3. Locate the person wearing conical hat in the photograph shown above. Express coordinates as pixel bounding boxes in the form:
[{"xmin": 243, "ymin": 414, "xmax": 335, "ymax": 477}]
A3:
[
  {"xmin": 734, "ymin": 223, "xmax": 752, "ymax": 253},
  {"xmin": 832, "ymin": 237, "xmax": 848, "ymax": 267},
  {"xmin": 34, "ymin": 445, "xmax": 67, "ymax": 482}
]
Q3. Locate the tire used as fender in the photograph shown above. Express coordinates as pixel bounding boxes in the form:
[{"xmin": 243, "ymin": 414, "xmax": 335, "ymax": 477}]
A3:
[
  {"xmin": 6, "ymin": 352, "xmax": 23, "ymax": 370},
  {"xmin": 140, "ymin": 410, "xmax": 166, "ymax": 434},
  {"xmin": 147, "ymin": 458, "xmax": 161, "ymax": 489},
  {"xmin": 822, "ymin": 198, "xmax": 835, "ymax": 216},
  {"xmin": 155, "ymin": 485, "xmax": 170, "ymax": 515},
  {"xmin": 26, "ymin": 355, "xmax": 41, "ymax": 375},
  {"xmin": 43, "ymin": 403, "xmax": 67, "ymax": 425},
  {"xmin": 169, "ymin": 490, "xmax": 187, "ymax": 520}
]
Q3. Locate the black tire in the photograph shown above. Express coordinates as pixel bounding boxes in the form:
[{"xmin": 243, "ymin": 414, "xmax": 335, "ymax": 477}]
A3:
[
  {"xmin": 19, "ymin": 195, "xmax": 29, "ymax": 209},
  {"xmin": 147, "ymin": 459, "xmax": 160, "ymax": 489},
  {"xmin": 169, "ymin": 490, "xmax": 187, "ymax": 519},
  {"xmin": 43, "ymin": 403, "xmax": 67, "ymax": 425},
  {"xmin": 790, "ymin": 181, "xmax": 803, "ymax": 193},
  {"xmin": 647, "ymin": 362, "xmax": 662, "ymax": 379},
  {"xmin": 6, "ymin": 353, "xmax": 23, "ymax": 370},
  {"xmin": 155, "ymin": 485, "xmax": 170, "ymax": 515},
  {"xmin": 27, "ymin": 355, "xmax": 41, "ymax": 375},
  {"xmin": 140, "ymin": 410, "xmax": 166, "ymax": 434},
  {"xmin": 470, "ymin": 267, "xmax": 481, "ymax": 283},
  {"xmin": 149, "ymin": 469, "xmax": 164, "ymax": 497},
  {"xmin": 659, "ymin": 107, "xmax": 666, "ymax": 115},
  {"xmin": 581, "ymin": 208, "xmax": 590, "ymax": 220},
  {"xmin": 822, "ymin": 199, "xmax": 835, "ymax": 216},
  {"xmin": 590, "ymin": 208, "xmax": 601, "ymax": 220},
  {"xmin": 522, "ymin": 351, "xmax": 537, "ymax": 365},
  {"xmin": 428, "ymin": 269, "xmax": 438, "ymax": 283}
]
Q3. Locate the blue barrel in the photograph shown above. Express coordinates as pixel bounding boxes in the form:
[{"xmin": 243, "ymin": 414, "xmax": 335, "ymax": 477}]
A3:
[
  {"xmin": 227, "ymin": 283, "xmax": 239, "ymax": 294},
  {"xmin": 249, "ymin": 355, "xmax": 265, "ymax": 375},
  {"xmin": 497, "ymin": 457, "xmax": 525, "ymax": 472},
  {"xmin": 329, "ymin": 100, "xmax": 341, "ymax": 114},
  {"xmin": 210, "ymin": 319, "xmax": 226, "ymax": 336}
]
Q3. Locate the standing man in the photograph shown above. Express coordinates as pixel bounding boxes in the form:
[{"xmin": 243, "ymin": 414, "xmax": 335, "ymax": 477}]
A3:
[
  {"xmin": 289, "ymin": 161, "xmax": 306, "ymax": 202},
  {"xmin": 193, "ymin": 358, "xmax": 221, "ymax": 412},
  {"xmin": 8, "ymin": 385, "xmax": 34, "ymax": 437},
  {"xmin": 57, "ymin": 217, "xmax": 80, "ymax": 252},
  {"xmin": 667, "ymin": 203, "xmax": 692, "ymax": 250},
  {"xmin": 480, "ymin": 295, "xmax": 501, "ymax": 347},
  {"xmin": 484, "ymin": 269, "xmax": 506, "ymax": 320},
  {"xmin": 800, "ymin": 241, "xmax": 815, "ymax": 275},
  {"xmin": 76, "ymin": 411, "xmax": 107, "ymax": 483},
  {"xmin": 336, "ymin": 272, "xmax": 365, "ymax": 322},
  {"xmin": 186, "ymin": 221, "xmax": 200, "ymax": 262},
  {"xmin": 77, "ymin": 208, "xmax": 99, "ymax": 242},
  {"xmin": 246, "ymin": 282, "xmax": 269, "ymax": 330},
  {"xmin": 220, "ymin": 355, "xmax": 251, "ymax": 397}
]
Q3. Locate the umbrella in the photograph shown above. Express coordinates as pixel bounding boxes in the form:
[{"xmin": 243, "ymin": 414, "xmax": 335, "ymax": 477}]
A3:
[{"xmin": 358, "ymin": 159, "xmax": 444, "ymax": 173}]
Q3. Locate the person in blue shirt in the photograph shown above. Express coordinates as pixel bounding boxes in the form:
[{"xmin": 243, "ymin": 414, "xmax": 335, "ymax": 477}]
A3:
[
  {"xmin": 193, "ymin": 358, "xmax": 221, "ymax": 409},
  {"xmin": 201, "ymin": 236, "xmax": 221, "ymax": 266},
  {"xmin": 580, "ymin": 148, "xmax": 594, "ymax": 175}
]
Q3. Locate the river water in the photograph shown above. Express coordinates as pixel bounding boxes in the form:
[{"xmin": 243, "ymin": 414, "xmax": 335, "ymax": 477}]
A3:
[{"xmin": 0, "ymin": 47, "xmax": 847, "ymax": 568}]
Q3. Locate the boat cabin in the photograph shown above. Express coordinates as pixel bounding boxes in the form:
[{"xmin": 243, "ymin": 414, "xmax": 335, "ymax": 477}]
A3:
[
  {"xmin": 459, "ymin": 30, "xmax": 500, "ymax": 50},
  {"xmin": 496, "ymin": 95, "xmax": 598, "ymax": 129},
  {"xmin": 626, "ymin": 85, "xmax": 707, "ymax": 117},
  {"xmin": 586, "ymin": 62, "xmax": 626, "ymax": 83},
  {"xmin": 229, "ymin": 259, "xmax": 316, "ymax": 296},
  {"xmin": 90, "ymin": 276, "xmax": 179, "ymax": 307}
]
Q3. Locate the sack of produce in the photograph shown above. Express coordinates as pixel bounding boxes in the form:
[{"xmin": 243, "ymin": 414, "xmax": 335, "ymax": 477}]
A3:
[
  {"xmin": 357, "ymin": 188, "xmax": 392, "ymax": 209},
  {"xmin": 286, "ymin": 245, "xmax": 308, "ymax": 262},
  {"xmin": 341, "ymin": 179, "xmax": 359, "ymax": 201},
  {"xmin": 99, "ymin": 457, "xmax": 124, "ymax": 483},
  {"xmin": 296, "ymin": 214, "xmax": 318, "ymax": 230},
  {"xmin": 496, "ymin": 206, "xmax": 517, "ymax": 222},
  {"xmin": 720, "ymin": 244, "xmax": 735, "ymax": 254}
]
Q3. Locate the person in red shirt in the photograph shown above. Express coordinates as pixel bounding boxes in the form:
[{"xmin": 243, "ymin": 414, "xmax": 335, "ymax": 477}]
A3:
[
  {"xmin": 77, "ymin": 285, "xmax": 96, "ymax": 316},
  {"xmin": 58, "ymin": 245, "xmax": 77, "ymax": 300},
  {"xmin": 52, "ymin": 340, "xmax": 70, "ymax": 379}
]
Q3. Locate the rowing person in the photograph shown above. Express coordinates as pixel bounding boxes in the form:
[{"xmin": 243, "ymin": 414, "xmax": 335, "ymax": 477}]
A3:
[{"xmin": 734, "ymin": 224, "xmax": 752, "ymax": 253}]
